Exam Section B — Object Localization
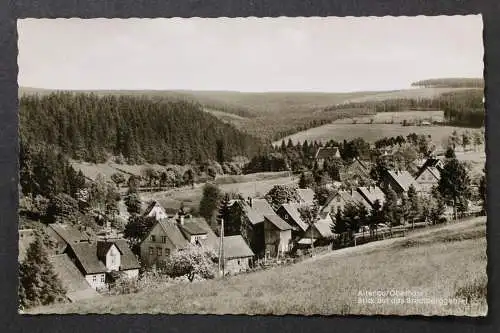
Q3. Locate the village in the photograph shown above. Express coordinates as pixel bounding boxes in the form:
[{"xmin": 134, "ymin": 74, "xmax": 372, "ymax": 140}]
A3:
[{"xmin": 18, "ymin": 129, "xmax": 486, "ymax": 307}]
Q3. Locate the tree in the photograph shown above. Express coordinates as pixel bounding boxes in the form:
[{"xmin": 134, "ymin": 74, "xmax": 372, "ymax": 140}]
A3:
[
  {"xmin": 342, "ymin": 202, "xmax": 362, "ymax": 245},
  {"xmin": 216, "ymin": 139, "xmax": 226, "ymax": 164},
  {"xmin": 473, "ymin": 130, "xmax": 484, "ymax": 151},
  {"xmin": 264, "ymin": 184, "xmax": 301, "ymax": 210},
  {"xmin": 407, "ymin": 185, "xmax": 421, "ymax": 228},
  {"xmin": 19, "ymin": 236, "xmax": 67, "ymax": 309},
  {"xmin": 332, "ymin": 208, "xmax": 348, "ymax": 234},
  {"xmin": 199, "ymin": 183, "xmax": 222, "ymax": 230},
  {"xmin": 111, "ymin": 173, "xmax": 126, "ymax": 188},
  {"xmin": 298, "ymin": 202, "xmax": 320, "ymax": 253},
  {"xmin": 313, "ymin": 186, "xmax": 333, "ymax": 207},
  {"xmin": 46, "ymin": 193, "xmax": 80, "ymax": 224},
  {"xmin": 183, "ymin": 168, "xmax": 195, "ymax": 189},
  {"xmin": 298, "ymin": 172, "xmax": 314, "ymax": 189},
  {"xmin": 382, "ymin": 188, "xmax": 401, "ymax": 229},
  {"xmin": 163, "ymin": 244, "xmax": 217, "ymax": 282},
  {"xmin": 438, "ymin": 157, "xmax": 472, "ymax": 220},
  {"xmin": 479, "ymin": 171, "xmax": 487, "ymax": 214},
  {"xmin": 368, "ymin": 199, "xmax": 383, "ymax": 237},
  {"xmin": 444, "ymin": 147, "xmax": 456, "ymax": 159},
  {"xmin": 127, "ymin": 175, "xmax": 141, "ymax": 190},
  {"xmin": 124, "ymin": 188, "xmax": 141, "ymax": 216},
  {"xmin": 218, "ymin": 193, "xmax": 233, "ymax": 236},
  {"xmin": 462, "ymin": 131, "xmax": 471, "ymax": 151},
  {"xmin": 123, "ymin": 215, "xmax": 157, "ymax": 254}
]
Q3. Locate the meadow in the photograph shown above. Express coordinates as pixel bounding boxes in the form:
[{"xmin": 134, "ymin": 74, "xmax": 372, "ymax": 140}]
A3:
[
  {"xmin": 30, "ymin": 216, "xmax": 487, "ymax": 316},
  {"xmin": 330, "ymin": 110, "xmax": 444, "ymax": 124},
  {"xmin": 275, "ymin": 123, "xmax": 468, "ymax": 145}
]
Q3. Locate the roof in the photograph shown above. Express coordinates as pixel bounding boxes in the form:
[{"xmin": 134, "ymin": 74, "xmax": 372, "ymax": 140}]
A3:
[
  {"xmin": 67, "ymin": 242, "xmax": 108, "ymax": 274},
  {"xmin": 190, "ymin": 218, "xmax": 219, "ymax": 250},
  {"xmin": 157, "ymin": 219, "xmax": 190, "ymax": 249},
  {"xmin": 296, "ymin": 188, "xmax": 315, "ymax": 205},
  {"xmin": 313, "ymin": 219, "xmax": 334, "ymax": 239},
  {"xmin": 49, "ymin": 254, "xmax": 100, "ymax": 301},
  {"xmin": 179, "ymin": 222, "xmax": 208, "ymax": 236},
  {"xmin": 357, "ymin": 186, "xmax": 386, "ymax": 206},
  {"xmin": 96, "ymin": 241, "xmax": 115, "ymax": 261},
  {"xmin": 315, "ymin": 146, "xmax": 340, "ymax": 160},
  {"xmin": 416, "ymin": 165, "xmax": 441, "ymax": 181},
  {"xmin": 48, "ymin": 223, "xmax": 91, "ymax": 245},
  {"xmin": 264, "ymin": 214, "xmax": 293, "ymax": 231},
  {"xmin": 112, "ymin": 239, "xmax": 141, "ymax": 270},
  {"xmin": 386, "ymin": 170, "xmax": 420, "ymax": 192},
  {"xmin": 222, "ymin": 235, "xmax": 254, "ymax": 259},
  {"xmin": 238, "ymin": 199, "xmax": 276, "ymax": 225},
  {"xmin": 279, "ymin": 203, "xmax": 309, "ymax": 231},
  {"xmin": 143, "ymin": 201, "xmax": 166, "ymax": 217}
]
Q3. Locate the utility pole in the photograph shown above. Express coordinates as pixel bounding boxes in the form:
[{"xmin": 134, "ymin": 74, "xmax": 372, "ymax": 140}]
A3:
[{"xmin": 218, "ymin": 218, "xmax": 225, "ymax": 278}]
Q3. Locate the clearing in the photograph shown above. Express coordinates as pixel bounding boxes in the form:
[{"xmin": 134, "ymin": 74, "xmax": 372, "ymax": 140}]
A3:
[{"xmin": 31, "ymin": 216, "xmax": 487, "ymax": 316}]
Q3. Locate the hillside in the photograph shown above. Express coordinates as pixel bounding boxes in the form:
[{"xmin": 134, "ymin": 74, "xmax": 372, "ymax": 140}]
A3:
[
  {"xmin": 411, "ymin": 78, "xmax": 484, "ymax": 89},
  {"xmin": 29, "ymin": 217, "xmax": 487, "ymax": 316},
  {"xmin": 19, "ymin": 92, "xmax": 267, "ymax": 165}
]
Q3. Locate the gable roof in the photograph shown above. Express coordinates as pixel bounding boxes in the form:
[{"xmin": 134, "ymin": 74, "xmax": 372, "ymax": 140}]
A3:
[
  {"xmin": 157, "ymin": 219, "xmax": 190, "ymax": 249},
  {"xmin": 67, "ymin": 242, "xmax": 108, "ymax": 275},
  {"xmin": 189, "ymin": 217, "xmax": 219, "ymax": 250},
  {"xmin": 180, "ymin": 222, "xmax": 208, "ymax": 236},
  {"xmin": 48, "ymin": 223, "xmax": 92, "ymax": 245},
  {"xmin": 315, "ymin": 146, "xmax": 340, "ymax": 160},
  {"xmin": 264, "ymin": 214, "xmax": 293, "ymax": 231},
  {"xmin": 112, "ymin": 239, "xmax": 141, "ymax": 270},
  {"xmin": 296, "ymin": 188, "xmax": 315, "ymax": 205},
  {"xmin": 96, "ymin": 241, "xmax": 116, "ymax": 261},
  {"xmin": 278, "ymin": 203, "xmax": 309, "ymax": 232},
  {"xmin": 222, "ymin": 235, "xmax": 254, "ymax": 259},
  {"xmin": 416, "ymin": 165, "xmax": 441, "ymax": 181},
  {"xmin": 312, "ymin": 219, "xmax": 334, "ymax": 239},
  {"xmin": 238, "ymin": 199, "xmax": 276, "ymax": 225},
  {"xmin": 386, "ymin": 170, "xmax": 420, "ymax": 193},
  {"xmin": 357, "ymin": 186, "xmax": 386, "ymax": 207},
  {"xmin": 49, "ymin": 254, "xmax": 100, "ymax": 301}
]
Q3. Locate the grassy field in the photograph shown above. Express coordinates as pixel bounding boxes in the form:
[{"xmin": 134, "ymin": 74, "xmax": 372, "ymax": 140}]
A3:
[
  {"xmin": 331, "ymin": 110, "xmax": 444, "ymax": 124},
  {"xmin": 30, "ymin": 216, "xmax": 487, "ymax": 316},
  {"xmin": 275, "ymin": 123, "xmax": 469, "ymax": 145},
  {"xmin": 140, "ymin": 172, "xmax": 295, "ymax": 213}
]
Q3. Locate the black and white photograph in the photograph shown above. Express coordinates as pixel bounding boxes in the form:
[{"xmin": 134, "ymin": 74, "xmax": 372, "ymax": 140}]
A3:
[{"xmin": 17, "ymin": 16, "xmax": 486, "ymax": 316}]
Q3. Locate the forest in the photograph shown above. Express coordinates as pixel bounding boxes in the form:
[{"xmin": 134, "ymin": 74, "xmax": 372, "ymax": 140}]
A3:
[
  {"xmin": 19, "ymin": 92, "xmax": 267, "ymax": 165},
  {"xmin": 411, "ymin": 78, "xmax": 484, "ymax": 88}
]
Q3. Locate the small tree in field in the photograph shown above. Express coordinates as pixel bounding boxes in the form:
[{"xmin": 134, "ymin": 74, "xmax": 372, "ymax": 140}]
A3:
[
  {"xmin": 19, "ymin": 236, "xmax": 67, "ymax": 309},
  {"xmin": 438, "ymin": 157, "xmax": 472, "ymax": 220},
  {"xmin": 265, "ymin": 184, "xmax": 300, "ymax": 210},
  {"xmin": 163, "ymin": 244, "xmax": 217, "ymax": 282}
]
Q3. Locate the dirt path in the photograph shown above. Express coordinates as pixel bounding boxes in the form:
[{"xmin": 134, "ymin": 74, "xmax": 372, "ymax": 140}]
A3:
[{"xmin": 303, "ymin": 216, "xmax": 486, "ymax": 264}]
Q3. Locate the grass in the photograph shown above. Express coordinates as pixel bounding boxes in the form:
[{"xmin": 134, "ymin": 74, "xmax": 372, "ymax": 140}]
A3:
[
  {"xmin": 275, "ymin": 123, "xmax": 470, "ymax": 145},
  {"xmin": 331, "ymin": 110, "xmax": 444, "ymax": 124},
  {"xmin": 30, "ymin": 216, "xmax": 487, "ymax": 316}
]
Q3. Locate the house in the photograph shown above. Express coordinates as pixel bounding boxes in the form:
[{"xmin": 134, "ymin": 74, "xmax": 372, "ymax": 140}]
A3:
[
  {"xmin": 49, "ymin": 254, "xmax": 101, "ymax": 302},
  {"xmin": 340, "ymin": 158, "xmax": 371, "ymax": 184},
  {"xmin": 143, "ymin": 200, "xmax": 168, "ymax": 221},
  {"xmin": 263, "ymin": 214, "xmax": 293, "ymax": 258},
  {"xmin": 139, "ymin": 214, "xmax": 218, "ymax": 268},
  {"xmin": 296, "ymin": 188, "xmax": 316, "ymax": 206},
  {"xmin": 301, "ymin": 217, "xmax": 334, "ymax": 246},
  {"xmin": 382, "ymin": 170, "xmax": 420, "ymax": 198},
  {"xmin": 321, "ymin": 189, "xmax": 370, "ymax": 216},
  {"xmin": 221, "ymin": 235, "xmax": 254, "ymax": 275},
  {"xmin": 18, "ymin": 229, "xmax": 36, "ymax": 262},
  {"xmin": 276, "ymin": 203, "xmax": 309, "ymax": 238},
  {"xmin": 418, "ymin": 158, "xmax": 444, "ymax": 173},
  {"xmin": 315, "ymin": 146, "xmax": 341, "ymax": 168},
  {"xmin": 229, "ymin": 198, "xmax": 277, "ymax": 257},
  {"xmin": 65, "ymin": 238, "xmax": 140, "ymax": 291},
  {"xmin": 415, "ymin": 166, "xmax": 441, "ymax": 194},
  {"xmin": 46, "ymin": 223, "xmax": 94, "ymax": 255},
  {"xmin": 356, "ymin": 186, "xmax": 386, "ymax": 208}
]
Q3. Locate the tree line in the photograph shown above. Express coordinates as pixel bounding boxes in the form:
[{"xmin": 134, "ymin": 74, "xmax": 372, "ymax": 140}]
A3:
[
  {"xmin": 20, "ymin": 92, "xmax": 267, "ymax": 165},
  {"xmin": 411, "ymin": 78, "xmax": 484, "ymax": 88}
]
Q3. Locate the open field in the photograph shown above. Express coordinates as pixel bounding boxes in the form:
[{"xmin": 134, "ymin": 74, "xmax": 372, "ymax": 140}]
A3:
[
  {"xmin": 30, "ymin": 216, "xmax": 487, "ymax": 316},
  {"xmin": 330, "ymin": 110, "xmax": 444, "ymax": 124},
  {"xmin": 275, "ymin": 123, "xmax": 468, "ymax": 145},
  {"xmin": 140, "ymin": 172, "xmax": 295, "ymax": 213}
]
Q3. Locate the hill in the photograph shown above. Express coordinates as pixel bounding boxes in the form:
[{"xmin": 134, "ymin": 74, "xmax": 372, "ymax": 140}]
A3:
[
  {"xmin": 411, "ymin": 78, "xmax": 484, "ymax": 89},
  {"xmin": 29, "ymin": 216, "xmax": 487, "ymax": 316},
  {"xmin": 19, "ymin": 92, "xmax": 266, "ymax": 165}
]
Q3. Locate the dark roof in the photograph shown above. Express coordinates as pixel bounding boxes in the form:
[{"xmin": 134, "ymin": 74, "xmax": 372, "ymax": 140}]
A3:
[
  {"xmin": 315, "ymin": 147, "xmax": 340, "ymax": 160},
  {"xmin": 158, "ymin": 219, "xmax": 190, "ymax": 249},
  {"xmin": 264, "ymin": 214, "xmax": 293, "ymax": 231},
  {"xmin": 180, "ymin": 222, "xmax": 208, "ymax": 236},
  {"xmin": 68, "ymin": 242, "xmax": 108, "ymax": 274},
  {"xmin": 222, "ymin": 235, "xmax": 254, "ymax": 259},
  {"xmin": 96, "ymin": 241, "xmax": 115, "ymax": 261},
  {"xmin": 386, "ymin": 170, "xmax": 420, "ymax": 193},
  {"xmin": 143, "ymin": 200, "xmax": 166, "ymax": 217},
  {"xmin": 112, "ymin": 239, "xmax": 141, "ymax": 270},
  {"xmin": 191, "ymin": 218, "xmax": 219, "ymax": 250},
  {"xmin": 238, "ymin": 199, "xmax": 275, "ymax": 225},
  {"xmin": 48, "ymin": 223, "xmax": 91, "ymax": 245},
  {"xmin": 357, "ymin": 186, "xmax": 386, "ymax": 206},
  {"xmin": 279, "ymin": 203, "xmax": 309, "ymax": 231}
]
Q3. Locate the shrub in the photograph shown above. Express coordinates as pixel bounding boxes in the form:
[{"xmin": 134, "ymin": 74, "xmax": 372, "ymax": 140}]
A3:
[{"xmin": 163, "ymin": 245, "xmax": 218, "ymax": 282}]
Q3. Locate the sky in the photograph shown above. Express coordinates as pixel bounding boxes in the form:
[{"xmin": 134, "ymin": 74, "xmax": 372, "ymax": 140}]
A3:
[{"xmin": 17, "ymin": 16, "xmax": 484, "ymax": 92}]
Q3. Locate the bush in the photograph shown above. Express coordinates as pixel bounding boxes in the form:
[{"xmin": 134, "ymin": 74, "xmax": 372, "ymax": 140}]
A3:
[{"xmin": 163, "ymin": 245, "xmax": 218, "ymax": 282}]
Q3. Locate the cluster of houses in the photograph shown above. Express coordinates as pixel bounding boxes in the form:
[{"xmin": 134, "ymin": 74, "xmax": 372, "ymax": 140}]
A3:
[{"xmin": 18, "ymin": 146, "xmax": 462, "ymax": 302}]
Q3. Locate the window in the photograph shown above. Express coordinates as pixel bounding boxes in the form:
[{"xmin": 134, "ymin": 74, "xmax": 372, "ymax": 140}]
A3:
[
  {"xmin": 101, "ymin": 275, "xmax": 105, "ymax": 283},
  {"xmin": 157, "ymin": 247, "xmax": 162, "ymax": 256},
  {"xmin": 151, "ymin": 235, "xmax": 156, "ymax": 242},
  {"xmin": 161, "ymin": 236, "xmax": 167, "ymax": 243},
  {"xmin": 92, "ymin": 275, "xmax": 97, "ymax": 282},
  {"xmin": 149, "ymin": 247, "xmax": 154, "ymax": 255},
  {"xmin": 165, "ymin": 249, "xmax": 170, "ymax": 256},
  {"xmin": 284, "ymin": 214, "xmax": 289, "ymax": 220}
]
